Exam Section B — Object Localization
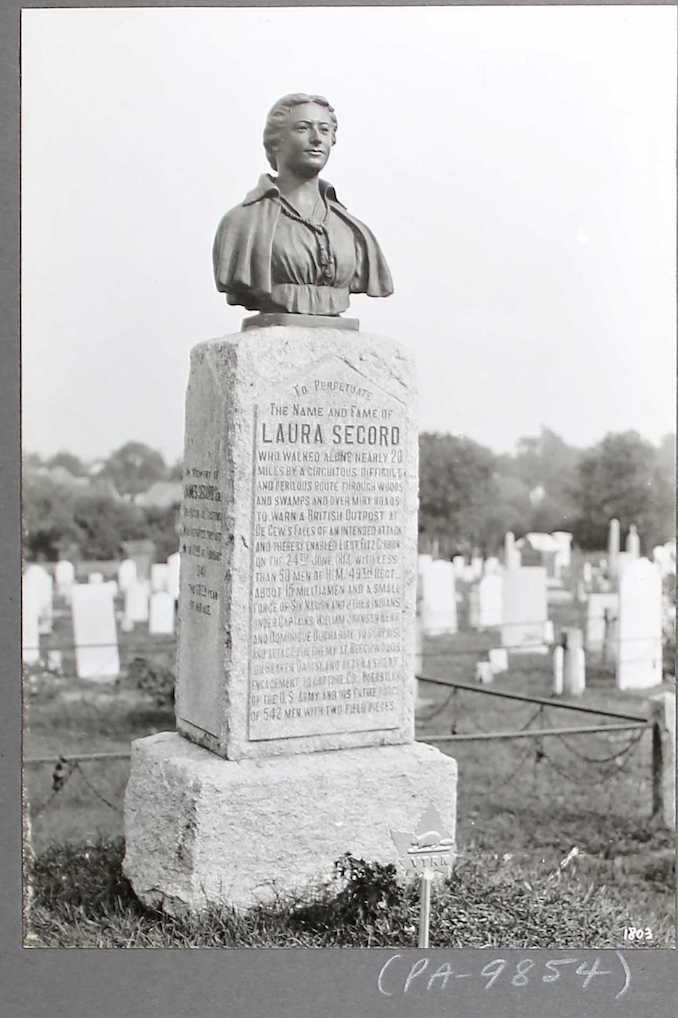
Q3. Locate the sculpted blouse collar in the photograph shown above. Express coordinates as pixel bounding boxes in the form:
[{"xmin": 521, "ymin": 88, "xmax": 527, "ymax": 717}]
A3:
[{"xmin": 241, "ymin": 174, "xmax": 344, "ymax": 208}]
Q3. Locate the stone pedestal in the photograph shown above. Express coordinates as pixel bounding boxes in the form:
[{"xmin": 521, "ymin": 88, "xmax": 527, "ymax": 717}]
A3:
[
  {"xmin": 124, "ymin": 326, "xmax": 457, "ymax": 912},
  {"xmin": 124, "ymin": 733, "xmax": 456, "ymax": 913}
]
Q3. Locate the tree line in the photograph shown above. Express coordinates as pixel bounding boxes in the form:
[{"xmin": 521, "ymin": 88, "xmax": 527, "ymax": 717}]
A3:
[
  {"xmin": 419, "ymin": 428, "xmax": 674, "ymax": 556},
  {"xmin": 23, "ymin": 429, "xmax": 675, "ymax": 562}
]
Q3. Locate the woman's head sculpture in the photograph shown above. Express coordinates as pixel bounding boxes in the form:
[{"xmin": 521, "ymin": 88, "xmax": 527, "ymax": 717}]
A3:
[
  {"xmin": 212, "ymin": 92, "xmax": 392, "ymax": 318},
  {"xmin": 263, "ymin": 93, "xmax": 338, "ymax": 171}
]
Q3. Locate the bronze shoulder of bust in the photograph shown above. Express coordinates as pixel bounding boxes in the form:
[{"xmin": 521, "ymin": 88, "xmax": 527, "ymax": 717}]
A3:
[{"xmin": 212, "ymin": 92, "xmax": 393, "ymax": 326}]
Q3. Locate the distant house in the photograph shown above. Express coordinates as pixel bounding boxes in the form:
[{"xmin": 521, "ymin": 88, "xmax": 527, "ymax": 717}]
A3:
[{"xmin": 135, "ymin": 481, "xmax": 183, "ymax": 508}]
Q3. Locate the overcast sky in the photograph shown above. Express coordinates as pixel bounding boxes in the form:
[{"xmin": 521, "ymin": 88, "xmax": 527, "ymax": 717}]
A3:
[{"xmin": 21, "ymin": 5, "xmax": 676, "ymax": 465}]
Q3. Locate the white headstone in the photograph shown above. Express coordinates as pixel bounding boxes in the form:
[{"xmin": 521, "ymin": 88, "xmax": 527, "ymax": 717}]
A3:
[
  {"xmin": 615, "ymin": 552, "xmax": 633, "ymax": 582},
  {"xmin": 586, "ymin": 592, "xmax": 619, "ymax": 651},
  {"xmin": 462, "ymin": 564, "xmax": 476, "ymax": 584},
  {"xmin": 604, "ymin": 611, "xmax": 619, "ymax": 664},
  {"xmin": 607, "ymin": 518, "xmax": 621, "ymax": 576},
  {"xmin": 552, "ymin": 646, "xmax": 564, "ymax": 695},
  {"xmin": 563, "ymin": 628, "xmax": 585, "ymax": 696},
  {"xmin": 55, "ymin": 559, "xmax": 75, "ymax": 598},
  {"xmin": 166, "ymin": 551, "xmax": 181, "ymax": 601},
  {"xmin": 551, "ymin": 531, "xmax": 573, "ymax": 570},
  {"xmin": 477, "ymin": 574, "xmax": 502, "ymax": 628},
  {"xmin": 582, "ymin": 562, "xmax": 593, "ymax": 585},
  {"xmin": 421, "ymin": 560, "xmax": 457, "ymax": 636},
  {"xmin": 149, "ymin": 591, "xmax": 175, "ymax": 635},
  {"xmin": 71, "ymin": 584, "xmax": 119, "ymax": 680},
  {"xmin": 452, "ymin": 555, "xmax": 465, "ymax": 577},
  {"xmin": 543, "ymin": 619, "xmax": 555, "ymax": 644},
  {"xmin": 488, "ymin": 648, "xmax": 508, "ymax": 674},
  {"xmin": 24, "ymin": 564, "xmax": 53, "ymax": 635},
  {"xmin": 89, "ymin": 572, "xmax": 104, "ymax": 584},
  {"xmin": 118, "ymin": 558, "xmax": 138, "ymax": 592},
  {"xmin": 625, "ymin": 525, "xmax": 640, "ymax": 559},
  {"xmin": 484, "ymin": 556, "xmax": 501, "ymax": 575},
  {"xmin": 124, "ymin": 580, "xmax": 150, "ymax": 625},
  {"xmin": 470, "ymin": 556, "xmax": 484, "ymax": 580},
  {"xmin": 501, "ymin": 567, "xmax": 547, "ymax": 652},
  {"xmin": 616, "ymin": 559, "xmax": 663, "ymax": 690},
  {"xmin": 475, "ymin": 661, "xmax": 494, "ymax": 684},
  {"xmin": 150, "ymin": 563, "xmax": 170, "ymax": 593},
  {"xmin": 504, "ymin": 531, "xmax": 521, "ymax": 571},
  {"xmin": 22, "ymin": 582, "xmax": 41, "ymax": 665}
]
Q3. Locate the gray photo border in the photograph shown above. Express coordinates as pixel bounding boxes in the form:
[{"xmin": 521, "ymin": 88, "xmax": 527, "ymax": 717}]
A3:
[{"xmin": 3, "ymin": 2, "xmax": 676, "ymax": 1017}]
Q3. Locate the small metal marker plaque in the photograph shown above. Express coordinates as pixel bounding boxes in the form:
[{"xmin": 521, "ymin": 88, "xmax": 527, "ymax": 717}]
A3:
[{"xmin": 391, "ymin": 804, "xmax": 456, "ymax": 876}]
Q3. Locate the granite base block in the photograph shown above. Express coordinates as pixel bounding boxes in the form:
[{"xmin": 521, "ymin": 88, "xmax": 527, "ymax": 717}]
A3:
[{"xmin": 123, "ymin": 732, "xmax": 457, "ymax": 914}]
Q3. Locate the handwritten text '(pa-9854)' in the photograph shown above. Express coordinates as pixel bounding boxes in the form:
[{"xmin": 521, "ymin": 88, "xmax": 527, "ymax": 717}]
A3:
[{"xmin": 376, "ymin": 951, "xmax": 631, "ymax": 1000}]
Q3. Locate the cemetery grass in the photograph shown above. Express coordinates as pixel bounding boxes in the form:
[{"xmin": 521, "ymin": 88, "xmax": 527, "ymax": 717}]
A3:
[{"xmin": 25, "ymin": 617, "xmax": 675, "ymax": 948}]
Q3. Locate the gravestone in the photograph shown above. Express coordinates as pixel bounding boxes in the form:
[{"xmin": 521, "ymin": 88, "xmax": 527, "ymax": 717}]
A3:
[
  {"xmin": 89, "ymin": 572, "xmax": 104, "ymax": 584},
  {"xmin": 125, "ymin": 327, "xmax": 457, "ymax": 912},
  {"xmin": 24, "ymin": 563, "xmax": 53, "ymax": 635},
  {"xmin": 122, "ymin": 539, "xmax": 155, "ymax": 582},
  {"xmin": 552, "ymin": 531, "xmax": 572, "ymax": 572},
  {"xmin": 166, "ymin": 551, "xmax": 181, "ymax": 601},
  {"xmin": 420, "ymin": 560, "xmax": 457, "ymax": 636},
  {"xmin": 55, "ymin": 559, "xmax": 75, "ymax": 599},
  {"xmin": 22, "ymin": 583, "xmax": 41, "ymax": 665},
  {"xmin": 604, "ymin": 607, "xmax": 619, "ymax": 664},
  {"xmin": 616, "ymin": 559, "xmax": 663, "ymax": 690},
  {"xmin": 607, "ymin": 518, "xmax": 620, "ymax": 578},
  {"xmin": 477, "ymin": 574, "xmax": 502, "ymax": 628},
  {"xmin": 475, "ymin": 661, "xmax": 493, "ymax": 684},
  {"xmin": 488, "ymin": 648, "xmax": 508, "ymax": 674},
  {"xmin": 615, "ymin": 552, "xmax": 633, "ymax": 582},
  {"xmin": 71, "ymin": 584, "xmax": 119, "ymax": 680},
  {"xmin": 552, "ymin": 645, "xmax": 564, "ymax": 695},
  {"xmin": 125, "ymin": 93, "xmax": 456, "ymax": 913},
  {"xmin": 562, "ymin": 627, "xmax": 585, "ymax": 696},
  {"xmin": 585, "ymin": 592, "xmax": 618, "ymax": 651},
  {"xmin": 500, "ymin": 567, "xmax": 547, "ymax": 653},
  {"xmin": 150, "ymin": 563, "xmax": 169, "ymax": 593},
  {"xmin": 118, "ymin": 558, "xmax": 137, "ymax": 593},
  {"xmin": 484, "ymin": 556, "xmax": 500, "ymax": 575},
  {"xmin": 504, "ymin": 531, "xmax": 521, "ymax": 571},
  {"xmin": 124, "ymin": 580, "xmax": 150, "ymax": 626},
  {"xmin": 452, "ymin": 555, "xmax": 466, "ymax": 578},
  {"xmin": 149, "ymin": 591, "xmax": 175, "ymax": 635},
  {"xmin": 625, "ymin": 524, "xmax": 640, "ymax": 559}
]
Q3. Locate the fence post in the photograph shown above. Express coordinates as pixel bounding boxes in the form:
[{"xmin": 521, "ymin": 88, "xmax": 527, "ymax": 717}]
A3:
[
  {"xmin": 563, "ymin": 627, "xmax": 585, "ymax": 697},
  {"xmin": 650, "ymin": 692, "xmax": 676, "ymax": 830}
]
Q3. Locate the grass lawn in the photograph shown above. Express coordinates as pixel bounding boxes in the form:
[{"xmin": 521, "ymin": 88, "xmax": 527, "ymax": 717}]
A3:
[{"xmin": 23, "ymin": 595, "xmax": 676, "ymax": 947}]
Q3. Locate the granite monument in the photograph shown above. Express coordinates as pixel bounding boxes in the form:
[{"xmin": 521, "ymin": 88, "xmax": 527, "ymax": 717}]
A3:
[{"xmin": 123, "ymin": 94, "xmax": 457, "ymax": 915}]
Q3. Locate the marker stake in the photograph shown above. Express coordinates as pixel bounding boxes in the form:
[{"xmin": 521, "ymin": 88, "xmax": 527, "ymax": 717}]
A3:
[{"xmin": 418, "ymin": 870, "xmax": 433, "ymax": 948}]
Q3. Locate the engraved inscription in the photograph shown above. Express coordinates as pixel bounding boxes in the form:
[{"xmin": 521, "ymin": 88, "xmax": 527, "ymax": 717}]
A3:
[
  {"xmin": 181, "ymin": 466, "xmax": 223, "ymax": 616},
  {"xmin": 248, "ymin": 370, "xmax": 407, "ymax": 741}
]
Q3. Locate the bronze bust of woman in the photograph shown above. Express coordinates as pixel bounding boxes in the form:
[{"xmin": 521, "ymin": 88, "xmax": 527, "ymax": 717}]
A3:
[{"xmin": 212, "ymin": 93, "xmax": 393, "ymax": 317}]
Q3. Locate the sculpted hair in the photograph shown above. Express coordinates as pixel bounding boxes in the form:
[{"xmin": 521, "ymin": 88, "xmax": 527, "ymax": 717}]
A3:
[{"xmin": 263, "ymin": 93, "xmax": 338, "ymax": 170}]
